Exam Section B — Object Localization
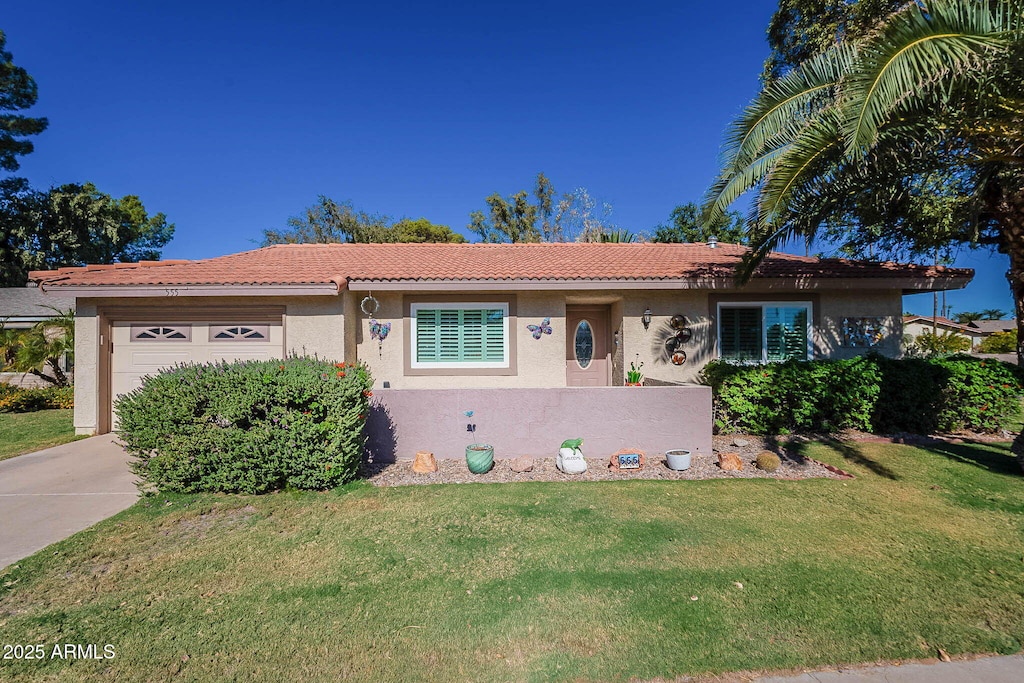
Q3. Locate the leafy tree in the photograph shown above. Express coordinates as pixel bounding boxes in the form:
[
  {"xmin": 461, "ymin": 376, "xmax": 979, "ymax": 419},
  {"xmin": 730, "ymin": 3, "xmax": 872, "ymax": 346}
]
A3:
[
  {"xmin": 979, "ymin": 330, "xmax": 1017, "ymax": 353},
  {"xmin": 262, "ymin": 196, "xmax": 464, "ymax": 245},
  {"xmin": 651, "ymin": 202, "xmax": 747, "ymax": 244},
  {"xmin": 468, "ymin": 175, "xmax": 618, "ymax": 243},
  {"xmin": 0, "ymin": 308, "xmax": 74, "ymax": 386},
  {"xmin": 763, "ymin": 1, "xmax": 909, "ymax": 82},
  {"xmin": 981, "ymin": 308, "xmax": 1007, "ymax": 320},
  {"xmin": 1, "ymin": 182, "xmax": 173, "ymax": 286},
  {"xmin": 0, "ymin": 30, "xmax": 48, "ymax": 172}
]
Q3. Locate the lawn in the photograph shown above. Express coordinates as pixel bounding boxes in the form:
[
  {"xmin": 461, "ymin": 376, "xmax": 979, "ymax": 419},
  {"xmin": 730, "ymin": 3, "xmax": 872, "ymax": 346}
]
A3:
[
  {"xmin": 0, "ymin": 440, "xmax": 1021, "ymax": 682},
  {"xmin": 0, "ymin": 409, "xmax": 82, "ymax": 461}
]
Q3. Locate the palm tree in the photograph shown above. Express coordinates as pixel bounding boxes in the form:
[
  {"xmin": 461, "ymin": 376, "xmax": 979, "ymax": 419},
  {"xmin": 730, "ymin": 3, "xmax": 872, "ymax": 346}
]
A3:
[
  {"xmin": 0, "ymin": 308, "xmax": 74, "ymax": 386},
  {"xmin": 704, "ymin": 0, "xmax": 1023, "ymax": 353},
  {"xmin": 704, "ymin": 0, "xmax": 1023, "ymax": 468}
]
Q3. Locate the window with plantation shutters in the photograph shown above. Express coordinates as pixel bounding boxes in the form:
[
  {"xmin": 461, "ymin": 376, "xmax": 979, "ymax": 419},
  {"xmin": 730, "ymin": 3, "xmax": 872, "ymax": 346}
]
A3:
[
  {"xmin": 412, "ymin": 303, "xmax": 508, "ymax": 368},
  {"xmin": 719, "ymin": 303, "xmax": 811, "ymax": 362},
  {"xmin": 720, "ymin": 307, "xmax": 762, "ymax": 361}
]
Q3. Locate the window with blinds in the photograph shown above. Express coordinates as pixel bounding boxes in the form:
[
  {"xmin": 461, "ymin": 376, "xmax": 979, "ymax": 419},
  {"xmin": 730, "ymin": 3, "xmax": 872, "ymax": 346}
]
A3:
[
  {"xmin": 720, "ymin": 303, "xmax": 810, "ymax": 362},
  {"xmin": 412, "ymin": 304, "xmax": 508, "ymax": 367}
]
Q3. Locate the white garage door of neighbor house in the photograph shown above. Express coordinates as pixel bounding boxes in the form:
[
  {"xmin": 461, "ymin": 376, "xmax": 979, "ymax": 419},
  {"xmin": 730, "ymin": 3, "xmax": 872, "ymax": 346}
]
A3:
[{"xmin": 110, "ymin": 321, "xmax": 284, "ymax": 406}]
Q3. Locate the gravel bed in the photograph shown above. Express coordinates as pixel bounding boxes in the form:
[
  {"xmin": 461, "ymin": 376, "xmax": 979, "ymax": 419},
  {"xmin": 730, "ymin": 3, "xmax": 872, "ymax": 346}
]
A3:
[{"xmin": 362, "ymin": 435, "xmax": 844, "ymax": 487}]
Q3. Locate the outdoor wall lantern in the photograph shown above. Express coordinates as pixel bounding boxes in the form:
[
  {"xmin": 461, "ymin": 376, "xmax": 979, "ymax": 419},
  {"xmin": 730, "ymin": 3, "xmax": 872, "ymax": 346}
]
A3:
[{"xmin": 642, "ymin": 307, "xmax": 653, "ymax": 331}]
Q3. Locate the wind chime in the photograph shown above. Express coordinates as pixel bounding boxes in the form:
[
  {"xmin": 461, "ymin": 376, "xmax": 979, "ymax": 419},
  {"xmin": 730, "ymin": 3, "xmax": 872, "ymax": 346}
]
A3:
[{"xmin": 361, "ymin": 294, "xmax": 390, "ymax": 358}]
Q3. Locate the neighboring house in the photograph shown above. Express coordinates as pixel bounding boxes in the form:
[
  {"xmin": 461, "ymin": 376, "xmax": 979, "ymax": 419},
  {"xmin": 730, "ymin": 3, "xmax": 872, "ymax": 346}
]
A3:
[
  {"xmin": 29, "ymin": 242, "xmax": 972, "ymax": 437},
  {"xmin": 0, "ymin": 286, "xmax": 71, "ymax": 388},
  {"xmin": 967, "ymin": 319, "xmax": 1016, "ymax": 336},
  {"xmin": 902, "ymin": 315, "xmax": 986, "ymax": 349}
]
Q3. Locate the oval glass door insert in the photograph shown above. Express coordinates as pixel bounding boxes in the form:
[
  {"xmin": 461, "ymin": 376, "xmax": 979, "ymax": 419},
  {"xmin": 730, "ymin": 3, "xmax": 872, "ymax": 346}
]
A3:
[{"xmin": 574, "ymin": 320, "xmax": 594, "ymax": 368}]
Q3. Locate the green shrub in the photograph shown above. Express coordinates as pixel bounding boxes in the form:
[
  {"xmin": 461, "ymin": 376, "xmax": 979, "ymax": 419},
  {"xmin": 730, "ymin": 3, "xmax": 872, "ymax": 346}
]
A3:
[
  {"xmin": 978, "ymin": 330, "xmax": 1016, "ymax": 354},
  {"xmin": 905, "ymin": 331, "xmax": 972, "ymax": 356},
  {"xmin": 755, "ymin": 451, "xmax": 781, "ymax": 472},
  {"xmin": 701, "ymin": 354, "xmax": 1023, "ymax": 435},
  {"xmin": 700, "ymin": 356, "xmax": 880, "ymax": 434},
  {"xmin": 115, "ymin": 357, "xmax": 372, "ymax": 494},
  {"xmin": 0, "ymin": 384, "xmax": 74, "ymax": 412}
]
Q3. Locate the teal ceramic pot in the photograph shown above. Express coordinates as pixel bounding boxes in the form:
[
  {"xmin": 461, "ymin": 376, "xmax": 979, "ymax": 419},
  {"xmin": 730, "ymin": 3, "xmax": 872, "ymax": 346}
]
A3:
[{"xmin": 466, "ymin": 444, "xmax": 494, "ymax": 474}]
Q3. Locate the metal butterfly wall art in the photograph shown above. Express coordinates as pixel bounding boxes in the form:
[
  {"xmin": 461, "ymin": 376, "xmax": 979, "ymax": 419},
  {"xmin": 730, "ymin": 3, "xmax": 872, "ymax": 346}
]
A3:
[{"xmin": 527, "ymin": 317, "xmax": 552, "ymax": 340}]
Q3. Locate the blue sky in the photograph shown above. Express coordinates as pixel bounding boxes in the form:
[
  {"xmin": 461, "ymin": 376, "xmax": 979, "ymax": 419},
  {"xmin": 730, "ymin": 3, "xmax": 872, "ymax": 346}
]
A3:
[{"xmin": 2, "ymin": 0, "xmax": 1013, "ymax": 317}]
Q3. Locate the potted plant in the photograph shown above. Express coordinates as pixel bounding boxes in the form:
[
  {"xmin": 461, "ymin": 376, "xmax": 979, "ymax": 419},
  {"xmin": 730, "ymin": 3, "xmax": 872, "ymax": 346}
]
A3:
[
  {"xmin": 465, "ymin": 443, "xmax": 494, "ymax": 474},
  {"xmin": 625, "ymin": 359, "xmax": 644, "ymax": 386}
]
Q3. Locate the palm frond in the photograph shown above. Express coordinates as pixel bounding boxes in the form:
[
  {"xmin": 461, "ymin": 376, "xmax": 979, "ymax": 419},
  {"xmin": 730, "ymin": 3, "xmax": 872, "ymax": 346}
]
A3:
[{"xmin": 844, "ymin": 0, "xmax": 1010, "ymax": 152}]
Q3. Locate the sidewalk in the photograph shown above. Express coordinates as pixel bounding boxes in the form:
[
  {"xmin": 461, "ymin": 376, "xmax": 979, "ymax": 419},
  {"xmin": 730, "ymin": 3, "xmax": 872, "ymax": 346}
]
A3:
[{"xmin": 756, "ymin": 654, "xmax": 1024, "ymax": 682}]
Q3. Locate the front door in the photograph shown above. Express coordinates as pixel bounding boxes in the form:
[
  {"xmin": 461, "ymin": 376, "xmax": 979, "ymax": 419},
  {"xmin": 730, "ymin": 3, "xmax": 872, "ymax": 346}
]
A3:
[{"xmin": 566, "ymin": 306, "xmax": 611, "ymax": 386}]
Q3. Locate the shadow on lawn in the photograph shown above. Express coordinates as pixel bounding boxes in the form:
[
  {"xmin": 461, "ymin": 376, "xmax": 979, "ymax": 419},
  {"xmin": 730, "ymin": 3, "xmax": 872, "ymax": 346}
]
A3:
[
  {"xmin": 922, "ymin": 440, "xmax": 1022, "ymax": 477},
  {"xmin": 782, "ymin": 436, "xmax": 900, "ymax": 480}
]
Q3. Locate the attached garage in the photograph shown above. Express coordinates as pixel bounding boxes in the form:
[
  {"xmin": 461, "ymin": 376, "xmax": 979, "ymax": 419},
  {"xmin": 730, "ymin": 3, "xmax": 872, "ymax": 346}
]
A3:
[{"xmin": 97, "ymin": 306, "xmax": 288, "ymax": 432}]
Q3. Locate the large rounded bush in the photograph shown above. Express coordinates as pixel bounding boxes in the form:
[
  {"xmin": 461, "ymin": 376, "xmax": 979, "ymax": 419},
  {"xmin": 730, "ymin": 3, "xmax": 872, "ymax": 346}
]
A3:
[{"xmin": 115, "ymin": 357, "xmax": 372, "ymax": 493}]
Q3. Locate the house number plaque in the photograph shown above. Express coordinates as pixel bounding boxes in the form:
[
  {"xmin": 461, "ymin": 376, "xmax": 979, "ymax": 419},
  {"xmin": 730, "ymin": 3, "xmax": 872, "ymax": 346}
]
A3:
[{"xmin": 610, "ymin": 448, "xmax": 646, "ymax": 471}]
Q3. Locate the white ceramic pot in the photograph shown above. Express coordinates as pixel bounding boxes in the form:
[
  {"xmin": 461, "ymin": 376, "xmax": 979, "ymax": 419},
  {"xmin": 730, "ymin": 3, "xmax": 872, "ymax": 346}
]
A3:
[{"xmin": 665, "ymin": 449, "xmax": 692, "ymax": 471}]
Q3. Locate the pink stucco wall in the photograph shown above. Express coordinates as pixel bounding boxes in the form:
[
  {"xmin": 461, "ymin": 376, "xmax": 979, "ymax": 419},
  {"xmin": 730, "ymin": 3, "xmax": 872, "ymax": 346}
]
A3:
[{"xmin": 365, "ymin": 386, "xmax": 713, "ymax": 463}]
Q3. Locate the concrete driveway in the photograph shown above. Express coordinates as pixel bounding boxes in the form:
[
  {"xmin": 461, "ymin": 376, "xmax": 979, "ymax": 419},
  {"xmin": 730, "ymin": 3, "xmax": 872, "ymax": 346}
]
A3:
[{"xmin": 0, "ymin": 434, "xmax": 137, "ymax": 569}]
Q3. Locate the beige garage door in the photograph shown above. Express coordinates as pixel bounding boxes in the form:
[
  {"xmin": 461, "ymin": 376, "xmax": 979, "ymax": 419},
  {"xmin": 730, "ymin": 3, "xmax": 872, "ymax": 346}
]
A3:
[{"xmin": 111, "ymin": 320, "xmax": 284, "ymax": 410}]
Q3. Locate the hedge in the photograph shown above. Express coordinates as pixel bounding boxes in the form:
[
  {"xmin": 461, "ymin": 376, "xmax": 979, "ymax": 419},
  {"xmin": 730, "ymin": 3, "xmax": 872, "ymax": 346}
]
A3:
[
  {"xmin": 115, "ymin": 356, "xmax": 372, "ymax": 493},
  {"xmin": 700, "ymin": 354, "xmax": 1024, "ymax": 435},
  {"xmin": 0, "ymin": 384, "xmax": 74, "ymax": 412}
]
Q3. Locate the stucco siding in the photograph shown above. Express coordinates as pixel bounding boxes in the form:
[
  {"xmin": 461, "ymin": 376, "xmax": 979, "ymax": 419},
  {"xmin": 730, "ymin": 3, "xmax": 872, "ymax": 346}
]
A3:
[
  {"xmin": 74, "ymin": 302, "xmax": 99, "ymax": 435},
  {"xmin": 816, "ymin": 290, "xmax": 902, "ymax": 360},
  {"xmin": 284, "ymin": 297, "xmax": 345, "ymax": 360},
  {"xmin": 357, "ymin": 291, "xmax": 567, "ymax": 389}
]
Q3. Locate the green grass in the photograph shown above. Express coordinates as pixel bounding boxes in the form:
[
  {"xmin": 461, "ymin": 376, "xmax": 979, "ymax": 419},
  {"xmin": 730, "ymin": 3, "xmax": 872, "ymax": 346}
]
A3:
[
  {"xmin": 0, "ymin": 409, "xmax": 83, "ymax": 461},
  {"xmin": 0, "ymin": 441, "xmax": 1022, "ymax": 682}
]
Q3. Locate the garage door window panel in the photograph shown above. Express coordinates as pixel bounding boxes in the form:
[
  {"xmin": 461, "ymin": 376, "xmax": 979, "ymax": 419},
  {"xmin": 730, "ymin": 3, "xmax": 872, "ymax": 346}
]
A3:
[
  {"xmin": 209, "ymin": 325, "xmax": 271, "ymax": 341},
  {"xmin": 130, "ymin": 325, "xmax": 192, "ymax": 341}
]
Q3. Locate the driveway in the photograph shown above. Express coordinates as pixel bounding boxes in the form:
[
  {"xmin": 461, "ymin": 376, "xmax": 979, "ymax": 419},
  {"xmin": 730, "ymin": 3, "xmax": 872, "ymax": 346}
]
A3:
[{"xmin": 0, "ymin": 434, "xmax": 137, "ymax": 569}]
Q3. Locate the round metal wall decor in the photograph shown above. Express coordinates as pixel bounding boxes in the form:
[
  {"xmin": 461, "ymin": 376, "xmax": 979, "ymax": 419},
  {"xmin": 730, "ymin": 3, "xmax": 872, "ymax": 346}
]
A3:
[
  {"xmin": 360, "ymin": 295, "xmax": 380, "ymax": 316},
  {"xmin": 671, "ymin": 351, "xmax": 687, "ymax": 366},
  {"xmin": 669, "ymin": 315, "xmax": 689, "ymax": 330}
]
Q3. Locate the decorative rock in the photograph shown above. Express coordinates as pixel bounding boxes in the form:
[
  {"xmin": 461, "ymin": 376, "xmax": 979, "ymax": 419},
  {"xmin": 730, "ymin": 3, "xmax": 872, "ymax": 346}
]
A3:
[
  {"xmin": 609, "ymin": 448, "xmax": 646, "ymax": 471},
  {"xmin": 509, "ymin": 456, "xmax": 534, "ymax": 473},
  {"xmin": 732, "ymin": 438, "xmax": 751, "ymax": 448},
  {"xmin": 557, "ymin": 447, "xmax": 588, "ymax": 474},
  {"xmin": 412, "ymin": 451, "xmax": 437, "ymax": 474},
  {"xmin": 718, "ymin": 452, "xmax": 743, "ymax": 471}
]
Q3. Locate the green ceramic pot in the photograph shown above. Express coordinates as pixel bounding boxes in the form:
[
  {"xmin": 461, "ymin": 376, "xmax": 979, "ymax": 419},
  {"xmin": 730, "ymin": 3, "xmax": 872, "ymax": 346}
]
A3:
[{"xmin": 465, "ymin": 444, "xmax": 494, "ymax": 474}]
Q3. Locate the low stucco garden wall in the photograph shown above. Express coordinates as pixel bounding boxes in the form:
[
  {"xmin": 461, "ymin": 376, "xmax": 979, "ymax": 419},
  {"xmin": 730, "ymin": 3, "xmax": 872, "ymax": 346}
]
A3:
[{"xmin": 365, "ymin": 386, "xmax": 713, "ymax": 463}]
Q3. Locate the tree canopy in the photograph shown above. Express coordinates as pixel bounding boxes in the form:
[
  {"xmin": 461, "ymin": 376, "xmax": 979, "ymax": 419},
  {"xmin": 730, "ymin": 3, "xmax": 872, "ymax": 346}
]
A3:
[
  {"xmin": 262, "ymin": 196, "xmax": 465, "ymax": 245},
  {"xmin": 0, "ymin": 30, "xmax": 48, "ymax": 172},
  {"xmin": 468, "ymin": 174, "xmax": 619, "ymax": 242},
  {"xmin": 763, "ymin": 1, "xmax": 907, "ymax": 82},
  {"xmin": 651, "ymin": 202, "xmax": 747, "ymax": 244},
  {"xmin": 1, "ymin": 181, "xmax": 174, "ymax": 286}
]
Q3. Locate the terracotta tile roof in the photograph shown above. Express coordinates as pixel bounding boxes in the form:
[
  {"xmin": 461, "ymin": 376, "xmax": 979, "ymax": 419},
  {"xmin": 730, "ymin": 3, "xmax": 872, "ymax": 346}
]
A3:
[{"xmin": 28, "ymin": 242, "xmax": 973, "ymax": 289}]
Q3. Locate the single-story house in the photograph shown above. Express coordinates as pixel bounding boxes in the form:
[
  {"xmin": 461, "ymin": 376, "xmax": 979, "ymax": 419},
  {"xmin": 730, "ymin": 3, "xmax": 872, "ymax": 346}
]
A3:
[
  {"xmin": 30, "ymin": 242, "xmax": 972, "ymax": 456},
  {"xmin": 0, "ymin": 286, "xmax": 73, "ymax": 388},
  {"xmin": 967, "ymin": 319, "xmax": 1016, "ymax": 336},
  {"xmin": 902, "ymin": 315, "xmax": 986, "ymax": 348}
]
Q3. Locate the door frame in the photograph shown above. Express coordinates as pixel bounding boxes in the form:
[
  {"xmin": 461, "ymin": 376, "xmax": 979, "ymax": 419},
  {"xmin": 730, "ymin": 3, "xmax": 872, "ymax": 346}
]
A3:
[{"xmin": 565, "ymin": 304, "xmax": 612, "ymax": 386}]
